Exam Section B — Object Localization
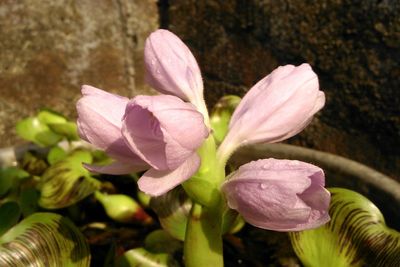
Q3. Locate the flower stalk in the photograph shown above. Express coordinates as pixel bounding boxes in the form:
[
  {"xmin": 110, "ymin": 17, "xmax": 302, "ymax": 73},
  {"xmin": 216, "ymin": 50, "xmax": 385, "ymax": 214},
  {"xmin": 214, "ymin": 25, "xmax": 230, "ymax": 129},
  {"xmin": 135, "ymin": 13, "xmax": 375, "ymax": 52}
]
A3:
[{"xmin": 184, "ymin": 203, "xmax": 224, "ymax": 267}]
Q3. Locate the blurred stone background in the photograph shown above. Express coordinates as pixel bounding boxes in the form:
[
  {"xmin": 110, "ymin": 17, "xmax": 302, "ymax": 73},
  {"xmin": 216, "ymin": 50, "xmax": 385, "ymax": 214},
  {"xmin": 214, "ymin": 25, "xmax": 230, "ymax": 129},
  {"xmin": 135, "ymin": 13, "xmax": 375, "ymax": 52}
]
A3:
[{"xmin": 0, "ymin": 0, "xmax": 399, "ymax": 179}]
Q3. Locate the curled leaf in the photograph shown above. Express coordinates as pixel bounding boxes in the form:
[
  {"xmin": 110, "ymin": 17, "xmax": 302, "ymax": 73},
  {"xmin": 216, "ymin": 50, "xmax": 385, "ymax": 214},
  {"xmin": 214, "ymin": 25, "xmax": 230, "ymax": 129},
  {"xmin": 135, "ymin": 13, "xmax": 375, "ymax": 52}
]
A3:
[
  {"xmin": 0, "ymin": 212, "xmax": 90, "ymax": 266},
  {"xmin": 290, "ymin": 187, "xmax": 400, "ymax": 267},
  {"xmin": 150, "ymin": 187, "xmax": 192, "ymax": 241},
  {"xmin": 38, "ymin": 150, "xmax": 100, "ymax": 209},
  {"xmin": 144, "ymin": 230, "xmax": 182, "ymax": 254}
]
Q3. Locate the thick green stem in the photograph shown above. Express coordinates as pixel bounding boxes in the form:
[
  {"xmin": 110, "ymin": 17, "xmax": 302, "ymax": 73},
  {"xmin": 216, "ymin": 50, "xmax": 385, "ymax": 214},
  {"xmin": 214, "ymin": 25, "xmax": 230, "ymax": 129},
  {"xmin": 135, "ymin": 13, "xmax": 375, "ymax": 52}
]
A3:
[{"xmin": 184, "ymin": 203, "xmax": 224, "ymax": 267}]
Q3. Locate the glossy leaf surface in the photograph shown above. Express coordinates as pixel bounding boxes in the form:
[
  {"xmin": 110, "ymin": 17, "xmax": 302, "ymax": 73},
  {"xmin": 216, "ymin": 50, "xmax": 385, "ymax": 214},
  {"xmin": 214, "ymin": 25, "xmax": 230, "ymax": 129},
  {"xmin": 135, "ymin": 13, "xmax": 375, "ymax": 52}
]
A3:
[
  {"xmin": 38, "ymin": 150, "xmax": 100, "ymax": 209},
  {"xmin": 290, "ymin": 187, "xmax": 400, "ymax": 267},
  {"xmin": 0, "ymin": 212, "xmax": 90, "ymax": 267}
]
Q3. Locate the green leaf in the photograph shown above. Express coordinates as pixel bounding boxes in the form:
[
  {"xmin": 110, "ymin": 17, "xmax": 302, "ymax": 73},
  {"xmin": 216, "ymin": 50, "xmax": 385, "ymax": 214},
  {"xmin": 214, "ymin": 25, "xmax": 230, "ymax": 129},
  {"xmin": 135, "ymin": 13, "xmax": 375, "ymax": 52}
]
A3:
[
  {"xmin": 38, "ymin": 150, "xmax": 101, "ymax": 209},
  {"xmin": 0, "ymin": 202, "xmax": 21, "ymax": 236},
  {"xmin": 210, "ymin": 95, "xmax": 241, "ymax": 144},
  {"xmin": 290, "ymin": 188, "xmax": 400, "ymax": 267},
  {"xmin": 0, "ymin": 212, "xmax": 90, "ymax": 266},
  {"xmin": 150, "ymin": 188, "xmax": 192, "ymax": 241},
  {"xmin": 21, "ymin": 152, "xmax": 48, "ymax": 176},
  {"xmin": 16, "ymin": 117, "xmax": 62, "ymax": 147},
  {"xmin": 19, "ymin": 188, "xmax": 40, "ymax": 217},
  {"xmin": 47, "ymin": 146, "xmax": 68, "ymax": 165},
  {"xmin": 37, "ymin": 109, "xmax": 67, "ymax": 124},
  {"xmin": 116, "ymin": 248, "xmax": 179, "ymax": 267},
  {"xmin": 0, "ymin": 167, "xmax": 29, "ymax": 197},
  {"xmin": 47, "ymin": 122, "xmax": 79, "ymax": 141},
  {"xmin": 144, "ymin": 230, "xmax": 182, "ymax": 254}
]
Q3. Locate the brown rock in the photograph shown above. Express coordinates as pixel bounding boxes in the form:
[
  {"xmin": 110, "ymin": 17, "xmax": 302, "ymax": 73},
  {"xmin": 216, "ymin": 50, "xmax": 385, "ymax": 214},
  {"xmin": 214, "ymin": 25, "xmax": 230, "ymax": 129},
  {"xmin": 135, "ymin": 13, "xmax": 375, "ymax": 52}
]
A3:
[{"xmin": 0, "ymin": 0, "xmax": 158, "ymax": 147}]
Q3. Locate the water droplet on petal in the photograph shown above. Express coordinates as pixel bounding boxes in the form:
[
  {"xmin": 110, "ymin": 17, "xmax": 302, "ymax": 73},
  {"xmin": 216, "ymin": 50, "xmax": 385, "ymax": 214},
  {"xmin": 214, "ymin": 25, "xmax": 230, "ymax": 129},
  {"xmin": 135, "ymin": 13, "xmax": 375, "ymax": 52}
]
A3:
[{"xmin": 259, "ymin": 183, "xmax": 267, "ymax": 189}]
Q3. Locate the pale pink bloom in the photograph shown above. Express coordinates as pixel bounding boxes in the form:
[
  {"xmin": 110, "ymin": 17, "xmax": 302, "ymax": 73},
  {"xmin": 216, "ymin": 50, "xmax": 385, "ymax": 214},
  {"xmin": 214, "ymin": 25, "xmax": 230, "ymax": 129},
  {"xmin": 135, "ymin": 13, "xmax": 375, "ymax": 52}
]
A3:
[
  {"xmin": 222, "ymin": 158, "xmax": 330, "ymax": 231},
  {"xmin": 122, "ymin": 95, "xmax": 209, "ymax": 196},
  {"xmin": 76, "ymin": 85, "xmax": 148, "ymax": 174},
  {"xmin": 144, "ymin": 30, "xmax": 206, "ymax": 110},
  {"xmin": 218, "ymin": 64, "xmax": 325, "ymax": 160}
]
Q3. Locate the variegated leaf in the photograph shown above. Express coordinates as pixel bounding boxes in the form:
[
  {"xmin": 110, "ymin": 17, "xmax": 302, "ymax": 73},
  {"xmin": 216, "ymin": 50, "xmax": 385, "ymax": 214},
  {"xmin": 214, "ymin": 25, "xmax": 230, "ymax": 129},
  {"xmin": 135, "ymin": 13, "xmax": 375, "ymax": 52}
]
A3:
[
  {"xmin": 290, "ymin": 187, "xmax": 400, "ymax": 267},
  {"xmin": 0, "ymin": 212, "xmax": 90, "ymax": 266}
]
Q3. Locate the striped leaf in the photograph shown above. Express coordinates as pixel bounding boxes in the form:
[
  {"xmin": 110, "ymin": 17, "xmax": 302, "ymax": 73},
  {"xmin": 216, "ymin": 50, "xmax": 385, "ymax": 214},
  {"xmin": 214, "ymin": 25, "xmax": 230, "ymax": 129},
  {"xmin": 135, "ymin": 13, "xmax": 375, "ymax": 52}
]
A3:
[
  {"xmin": 38, "ymin": 150, "xmax": 100, "ymax": 209},
  {"xmin": 0, "ymin": 212, "xmax": 90, "ymax": 266},
  {"xmin": 290, "ymin": 187, "xmax": 400, "ymax": 267}
]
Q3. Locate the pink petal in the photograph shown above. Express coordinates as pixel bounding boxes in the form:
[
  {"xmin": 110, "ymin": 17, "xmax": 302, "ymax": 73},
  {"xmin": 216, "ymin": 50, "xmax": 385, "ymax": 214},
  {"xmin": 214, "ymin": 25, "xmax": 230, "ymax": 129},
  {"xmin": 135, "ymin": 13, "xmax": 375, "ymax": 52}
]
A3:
[
  {"xmin": 77, "ymin": 85, "xmax": 143, "ymax": 162},
  {"xmin": 223, "ymin": 64, "xmax": 324, "ymax": 150},
  {"xmin": 138, "ymin": 153, "xmax": 200, "ymax": 196},
  {"xmin": 222, "ymin": 158, "xmax": 330, "ymax": 231},
  {"xmin": 122, "ymin": 95, "xmax": 208, "ymax": 170},
  {"xmin": 144, "ymin": 29, "xmax": 203, "ymax": 102}
]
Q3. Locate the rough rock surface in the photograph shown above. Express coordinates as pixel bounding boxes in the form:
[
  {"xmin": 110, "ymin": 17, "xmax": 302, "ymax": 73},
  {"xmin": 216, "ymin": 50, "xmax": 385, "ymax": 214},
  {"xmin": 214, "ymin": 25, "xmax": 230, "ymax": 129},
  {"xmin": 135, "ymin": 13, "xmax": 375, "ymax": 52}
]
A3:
[
  {"xmin": 0, "ymin": 0, "xmax": 158, "ymax": 147},
  {"xmin": 163, "ymin": 0, "xmax": 400, "ymax": 178}
]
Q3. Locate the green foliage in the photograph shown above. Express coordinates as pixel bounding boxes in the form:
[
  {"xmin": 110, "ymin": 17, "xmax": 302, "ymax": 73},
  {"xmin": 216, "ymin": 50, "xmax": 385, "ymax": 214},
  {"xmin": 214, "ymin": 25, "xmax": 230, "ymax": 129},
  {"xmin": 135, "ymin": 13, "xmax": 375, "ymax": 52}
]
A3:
[
  {"xmin": 210, "ymin": 95, "xmax": 241, "ymax": 144},
  {"xmin": 0, "ymin": 212, "xmax": 90, "ymax": 267},
  {"xmin": 47, "ymin": 146, "xmax": 68, "ymax": 165},
  {"xmin": 0, "ymin": 167, "xmax": 29, "ymax": 197},
  {"xmin": 150, "ymin": 188, "xmax": 192, "ymax": 241},
  {"xmin": 116, "ymin": 248, "xmax": 179, "ymax": 267},
  {"xmin": 15, "ymin": 109, "xmax": 79, "ymax": 146},
  {"xmin": 144, "ymin": 230, "xmax": 182, "ymax": 254},
  {"xmin": 290, "ymin": 188, "xmax": 400, "ymax": 267},
  {"xmin": 0, "ymin": 202, "xmax": 21, "ymax": 236},
  {"xmin": 19, "ymin": 188, "xmax": 40, "ymax": 217},
  {"xmin": 38, "ymin": 150, "xmax": 101, "ymax": 209}
]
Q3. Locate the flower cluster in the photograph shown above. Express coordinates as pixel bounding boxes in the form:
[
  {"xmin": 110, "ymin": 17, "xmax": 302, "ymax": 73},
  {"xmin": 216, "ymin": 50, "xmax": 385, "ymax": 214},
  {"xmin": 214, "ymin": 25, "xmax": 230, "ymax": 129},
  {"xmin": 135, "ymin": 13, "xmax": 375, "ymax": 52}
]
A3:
[{"xmin": 77, "ymin": 29, "xmax": 330, "ymax": 231}]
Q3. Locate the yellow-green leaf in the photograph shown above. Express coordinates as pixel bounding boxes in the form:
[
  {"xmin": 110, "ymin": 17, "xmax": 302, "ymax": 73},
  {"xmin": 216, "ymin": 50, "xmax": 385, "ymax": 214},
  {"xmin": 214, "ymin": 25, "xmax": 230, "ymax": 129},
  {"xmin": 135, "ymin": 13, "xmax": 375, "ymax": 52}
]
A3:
[
  {"xmin": 210, "ymin": 95, "xmax": 241, "ymax": 144},
  {"xmin": 116, "ymin": 248, "xmax": 179, "ymax": 267},
  {"xmin": 290, "ymin": 187, "xmax": 400, "ymax": 267},
  {"xmin": 16, "ymin": 117, "xmax": 62, "ymax": 147},
  {"xmin": 0, "ymin": 212, "xmax": 90, "ymax": 266},
  {"xmin": 38, "ymin": 150, "xmax": 100, "ymax": 209}
]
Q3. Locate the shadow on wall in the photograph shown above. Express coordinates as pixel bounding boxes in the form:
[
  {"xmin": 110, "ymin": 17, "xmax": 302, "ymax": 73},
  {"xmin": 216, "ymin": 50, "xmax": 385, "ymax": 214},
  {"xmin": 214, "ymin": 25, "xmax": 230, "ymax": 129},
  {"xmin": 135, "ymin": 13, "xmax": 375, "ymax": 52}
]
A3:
[{"xmin": 157, "ymin": 0, "xmax": 400, "ymax": 179}]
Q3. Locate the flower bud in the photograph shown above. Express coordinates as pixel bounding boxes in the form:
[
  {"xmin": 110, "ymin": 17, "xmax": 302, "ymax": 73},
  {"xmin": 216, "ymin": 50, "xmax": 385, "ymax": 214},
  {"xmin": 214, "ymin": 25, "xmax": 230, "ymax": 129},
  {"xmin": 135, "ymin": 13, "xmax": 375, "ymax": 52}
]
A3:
[
  {"xmin": 218, "ymin": 64, "xmax": 325, "ymax": 161},
  {"xmin": 76, "ymin": 85, "xmax": 148, "ymax": 174},
  {"xmin": 122, "ymin": 95, "xmax": 209, "ymax": 196},
  {"xmin": 144, "ymin": 30, "xmax": 203, "ymax": 104},
  {"xmin": 222, "ymin": 158, "xmax": 330, "ymax": 231},
  {"xmin": 95, "ymin": 191, "xmax": 152, "ymax": 224}
]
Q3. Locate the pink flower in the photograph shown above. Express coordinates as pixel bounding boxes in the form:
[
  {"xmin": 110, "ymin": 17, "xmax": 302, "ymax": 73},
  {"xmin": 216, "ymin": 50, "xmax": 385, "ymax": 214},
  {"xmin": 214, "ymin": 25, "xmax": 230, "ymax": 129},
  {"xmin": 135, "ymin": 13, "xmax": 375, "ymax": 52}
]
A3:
[
  {"xmin": 221, "ymin": 158, "xmax": 330, "ymax": 231},
  {"xmin": 76, "ymin": 85, "xmax": 148, "ymax": 174},
  {"xmin": 122, "ymin": 94, "xmax": 209, "ymax": 196},
  {"xmin": 218, "ymin": 64, "xmax": 325, "ymax": 160},
  {"xmin": 144, "ymin": 30, "xmax": 206, "ymax": 112}
]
